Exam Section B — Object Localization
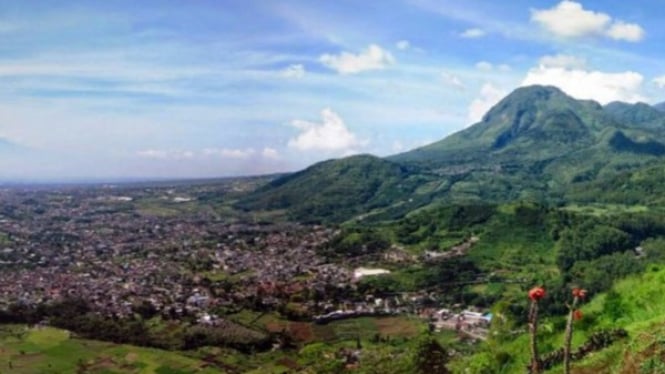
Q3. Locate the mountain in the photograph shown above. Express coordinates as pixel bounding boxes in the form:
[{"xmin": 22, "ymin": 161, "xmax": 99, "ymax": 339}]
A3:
[
  {"xmin": 242, "ymin": 85, "xmax": 665, "ymax": 222},
  {"xmin": 604, "ymin": 101, "xmax": 665, "ymax": 129},
  {"xmin": 656, "ymin": 102, "xmax": 665, "ymax": 112},
  {"xmin": 236, "ymin": 155, "xmax": 432, "ymax": 223},
  {"xmin": 392, "ymin": 85, "xmax": 665, "ymax": 193},
  {"xmin": 392, "ymin": 85, "xmax": 609, "ymax": 165}
]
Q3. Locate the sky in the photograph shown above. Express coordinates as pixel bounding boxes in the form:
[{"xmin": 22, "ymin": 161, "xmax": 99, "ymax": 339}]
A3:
[{"xmin": 0, "ymin": 0, "xmax": 664, "ymax": 181}]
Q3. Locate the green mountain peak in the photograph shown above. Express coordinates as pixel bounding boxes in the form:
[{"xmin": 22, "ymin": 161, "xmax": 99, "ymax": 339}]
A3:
[{"xmin": 242, "ymin": 85, "xmax": 665, "ymax": 223}]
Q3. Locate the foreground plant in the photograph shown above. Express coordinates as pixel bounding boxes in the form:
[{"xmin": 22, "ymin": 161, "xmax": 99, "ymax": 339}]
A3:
[
  {"xmin": 528, "ymin": 286, "xmax": 546, "ymax": 373},
  {"xmin": 563, "ymin": 287, "xmax": 587, "ymax": 374}
]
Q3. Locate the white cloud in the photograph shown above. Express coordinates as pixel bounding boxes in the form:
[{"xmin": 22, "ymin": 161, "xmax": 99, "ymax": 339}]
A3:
[
  {"xmin": 607, "ymin": 21, "xmax": 645, "ymax": 42},
  {"xmin": 138, "ymin": 147, "xmax": 276, "ymax": 161},
  {"xmin": 653, "ymin": 76, "xmax": 665, "ymax": 89},
  {"xmin": 320, "ymin": 44, "xmax": 395, "ymax": 74},
  {"xmin": 281, "ymin": 64, "xmax": 305, "ymax": 79},
  {"xmin": 475, "ymin": 61, "xmax": 493, "ymax": 71},
  {"xmin": 202, "ymin": 148, "xmax": 256, "ymax": 159},
  {"xmin": 396, "ymin": 40, "xmax": 411, "ymax": 50},
  {"xmin": 441, "ymin": 71, "xmax": 465, "ymax": 90},
  {"xmin": 460, "ymin": 28, "xmax": 486, "ymax": 38},
  {"xmin": 531, "ymin": 1, "xmax": 644, "ymax": 42},
  {"xmin": 522, "ymin": 65, "xmax": 645, "ymax": 104},
  {"xmin": 261, "ymin": 147, "xmax": 279, "ymax": 159},
  {"xmin": 468, "ymin": 83, "xmax": 507, "ymax": 123},
  {"xmin": 137, "ymin": 150, "xmax": 195, "ymax": 160},
  {"xmin": 137, "ymin": 149, "xmax": 169, "ymax": 159},
  {"xmin": 288, "ymin": 108, "xmax": 363, "ymax": 152},
  {"xmin": 539, "ymin": 54, "xmax": 587, "ymax": 69},
  {"xmin": 531, "ymin": 1, "xmax": 609, "ymax": 38},
  {"xmin": 475, "ymin": 61, "xmax": 510, "ymax": 72}
]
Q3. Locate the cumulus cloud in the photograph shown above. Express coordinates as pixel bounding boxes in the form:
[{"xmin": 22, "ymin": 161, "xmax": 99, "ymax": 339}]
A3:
[
  {"xmin": 396, "ymin": 40, "xmax": 411, "ymax": 50},
  {"xmin": 468, "ymin": 83, "xmax": 507, "ymax": 123},
  {"xmin": 320, "ymin": 44, "xmax": 395, "ymax": 74},
  {"xmin": 539, "ymin": 54, "xmax": 587, "ymax": 69},
  {"xmin": 522, "ymin": 64, "xmax": 645, "ymax": 104},
  {"xmin": 281, "ymin": 64, "xmax": 305, "ymax": 79},
  {"xmin": 606, "ymin": 21, "xmax": 645, "ymax": 42},
  {"xmin": 288, "ymin": 108, "xmax": 363, "ymax": 152},
  {"xmin": 531, "ymin": 1, "xmax": 644, "ymax": 42},
  {"xmin": 460, "ymin": 28, "xmax": 486, "ymax": 38}
]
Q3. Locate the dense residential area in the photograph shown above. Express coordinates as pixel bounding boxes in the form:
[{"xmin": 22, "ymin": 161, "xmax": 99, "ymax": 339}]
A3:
[{"xmin": 0, "ymin": 183, "xmax": 490, "ymax": 335}]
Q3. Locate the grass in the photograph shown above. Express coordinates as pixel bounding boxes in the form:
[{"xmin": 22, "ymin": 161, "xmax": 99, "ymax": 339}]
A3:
[
  {"xmin": 0, "ymin": 325, "xmax": 221, "ymax": 374},
  {"xmin": 467, "ymin": 208, "xmax": 558, "ymax": 285},
  {"xmin": 454, "ymin": 264, "xmax": 665, "ymax": 373}
]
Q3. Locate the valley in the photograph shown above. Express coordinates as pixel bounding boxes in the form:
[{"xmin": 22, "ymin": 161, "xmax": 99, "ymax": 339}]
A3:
[{"xmin": 2, "ymin": 85, "xmax": 665, "ymax": 373}]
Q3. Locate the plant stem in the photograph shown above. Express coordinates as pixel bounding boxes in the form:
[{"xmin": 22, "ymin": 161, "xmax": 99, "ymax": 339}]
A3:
[
  {"xmin": 529, "ymin": 300, "xmax": 540, "ymax": 373},
  {"xmin": 563, "ymin": 297, "xmax": 580, "ymax": 374}
]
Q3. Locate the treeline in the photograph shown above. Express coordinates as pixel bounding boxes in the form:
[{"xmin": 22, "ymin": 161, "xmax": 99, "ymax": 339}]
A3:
[
  {"xmin": 519, "ymin": 210, "xmax": 665, "ymax": 318},
  {"xmin": 557, "ymin": 213, "xmax": 665, "ymax": 289},
  {"xmin": 0, "ymin": 299, "xmax": 272, "ymax": 353},
  {"xmin": 567, "ymin": 162, "xmax": 665, "ymax": 205}
]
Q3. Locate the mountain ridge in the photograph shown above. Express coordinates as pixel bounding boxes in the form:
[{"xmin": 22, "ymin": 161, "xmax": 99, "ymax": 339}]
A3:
[{"xmin": 239, "ymin": 85, "xmax": 665, "ymax": 223}]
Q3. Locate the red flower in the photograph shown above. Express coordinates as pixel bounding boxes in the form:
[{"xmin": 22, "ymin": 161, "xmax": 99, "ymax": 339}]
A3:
[
  {"xmin": 573, "ymin": 309, "xmax": 583, "ymax": 321},
  {"xmin": 572, "ymin": 288, "xmax": 587, "ymax": 299},
  {"xmin": 528, "ymin": 287, "xmax": 546, "ymax": 302}
]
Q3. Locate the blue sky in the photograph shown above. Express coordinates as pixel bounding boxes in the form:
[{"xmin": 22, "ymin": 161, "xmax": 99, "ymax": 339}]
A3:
[{"xmin": 0, "ymin": 0, "xmax": 663, "ymax": 180}]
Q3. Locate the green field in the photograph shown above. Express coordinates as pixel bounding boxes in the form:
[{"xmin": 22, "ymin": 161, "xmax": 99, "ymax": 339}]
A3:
[
  {"xmin": 0, "ymin": 314, "xmax": 430, "ymax": 374},
  {"xmin": 0, "ymin": 325, "xmax": 220, "ymax": 374}
]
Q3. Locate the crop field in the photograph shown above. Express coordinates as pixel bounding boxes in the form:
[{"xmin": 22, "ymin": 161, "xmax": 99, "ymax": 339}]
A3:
[{"xmin": 0, "ymin": 325, "xmax": 220, "ymax": 374}]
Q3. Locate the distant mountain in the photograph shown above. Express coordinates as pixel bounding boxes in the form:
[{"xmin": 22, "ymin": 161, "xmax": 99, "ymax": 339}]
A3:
[
  {"xmin": 656, "ymin": 102, "xmax": 665, "ymax": 113},
  {"xmin": 236, "ymin": 155, "xmax": 432, "ymax": 223},
  {"xmin": 243, "ymin": 86, "xmax": 665, "ymax": 222}
]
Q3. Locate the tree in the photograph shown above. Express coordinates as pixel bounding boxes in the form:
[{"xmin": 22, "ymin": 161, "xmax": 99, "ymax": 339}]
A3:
[{"xmin": 412, "ymin": 335, "xmax": 450, "ymax": 374}]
